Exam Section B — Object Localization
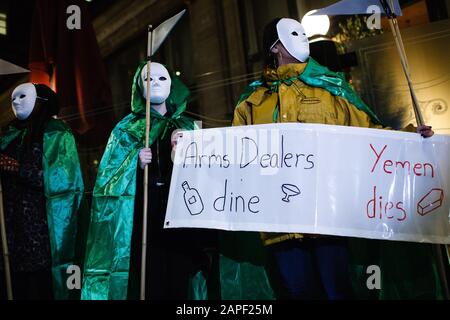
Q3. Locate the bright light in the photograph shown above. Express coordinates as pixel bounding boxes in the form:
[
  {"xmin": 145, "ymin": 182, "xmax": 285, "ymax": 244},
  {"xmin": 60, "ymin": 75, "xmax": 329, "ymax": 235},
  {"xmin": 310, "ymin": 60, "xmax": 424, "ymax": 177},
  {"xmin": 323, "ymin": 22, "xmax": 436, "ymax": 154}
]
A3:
[
  {"xmin": 175, "ymin": 71, "xmax": 181, "ymax": 76},
  {"xmin": 301, "ymin": 10, "xmax": 330, "ymax": 38}
]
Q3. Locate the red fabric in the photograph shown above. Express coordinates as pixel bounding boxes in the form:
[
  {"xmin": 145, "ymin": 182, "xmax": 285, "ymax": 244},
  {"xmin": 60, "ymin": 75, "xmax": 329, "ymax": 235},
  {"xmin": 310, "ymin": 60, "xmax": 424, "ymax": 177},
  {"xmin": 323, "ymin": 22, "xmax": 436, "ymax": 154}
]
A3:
[{"xmin": 29, "ymin": 0, "xmax": 113, "ymax": 146}]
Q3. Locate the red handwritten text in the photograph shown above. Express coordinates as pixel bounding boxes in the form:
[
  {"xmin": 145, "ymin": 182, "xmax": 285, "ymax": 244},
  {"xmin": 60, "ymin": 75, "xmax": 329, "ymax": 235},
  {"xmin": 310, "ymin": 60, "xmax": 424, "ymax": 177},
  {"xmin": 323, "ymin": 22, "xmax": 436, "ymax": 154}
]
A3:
[
  {"xmin": 370, "ymin": 144, "xmax": 434, "ymax": 178},
  {"xmin": 366, "ymin": 186, "xmax": 407, "ymax": 222}
]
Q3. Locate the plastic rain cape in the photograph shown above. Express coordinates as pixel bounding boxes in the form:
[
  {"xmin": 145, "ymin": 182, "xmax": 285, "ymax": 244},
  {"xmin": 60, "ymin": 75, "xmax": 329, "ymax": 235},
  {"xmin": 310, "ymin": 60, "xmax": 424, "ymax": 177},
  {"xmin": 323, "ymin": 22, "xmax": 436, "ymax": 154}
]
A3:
[
  {"xmin": 0, "ymin": 119, "xmax": 84, "ymax": 300},
  {"xmin": 81, "ymin": 62, "xmax": 196, "ymax": 300},
  {"xmin": 238, "ymin": 57, "xmax": 382, "ymax": 125}
]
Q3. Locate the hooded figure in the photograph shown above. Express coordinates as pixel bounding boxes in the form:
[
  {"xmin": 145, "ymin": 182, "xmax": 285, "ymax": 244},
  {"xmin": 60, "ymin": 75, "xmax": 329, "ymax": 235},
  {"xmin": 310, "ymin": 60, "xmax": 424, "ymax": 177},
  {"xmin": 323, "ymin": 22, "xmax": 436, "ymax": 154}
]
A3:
[
  {"xmin": 82, "ymin": 63, "xmax": 199, "ymax": 300},
  {"xmin": 0, "ymin": 83, "xmax": 84, "ymax": 300},
  {"xmin": 228, "ymin": 18, "xmax": 439, "ymax": 300}
]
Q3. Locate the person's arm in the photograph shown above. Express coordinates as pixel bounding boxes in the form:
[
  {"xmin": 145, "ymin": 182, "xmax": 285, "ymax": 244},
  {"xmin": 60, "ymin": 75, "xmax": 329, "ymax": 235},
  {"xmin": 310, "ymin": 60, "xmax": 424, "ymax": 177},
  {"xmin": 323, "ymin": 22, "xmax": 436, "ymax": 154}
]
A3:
[
  {"xmin": 232, "ymin": 102, "xmax": 250, "ymax": 126},
  {"xmin": 334, "ymin": 95, "xmax": 385, "ymax": 129},
  {"xmin": 335, "ymin": 96, "xmax": 434, "ymax": 137}
]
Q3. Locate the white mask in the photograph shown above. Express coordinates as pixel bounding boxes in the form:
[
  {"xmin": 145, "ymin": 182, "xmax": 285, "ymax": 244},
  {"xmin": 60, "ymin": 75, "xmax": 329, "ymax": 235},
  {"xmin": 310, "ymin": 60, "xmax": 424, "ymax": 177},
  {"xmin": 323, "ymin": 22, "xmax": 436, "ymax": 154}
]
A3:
[
  {"xmin": 140, "ymin": 62, "xmax": 171, "ymax": 104},
  {"xmin": 275, "ymin": 18, "xmax": 310, "ymax": 62},
  {"xmin": 11, "ymin": 83, "xmax": 37, "ymax": 120}
]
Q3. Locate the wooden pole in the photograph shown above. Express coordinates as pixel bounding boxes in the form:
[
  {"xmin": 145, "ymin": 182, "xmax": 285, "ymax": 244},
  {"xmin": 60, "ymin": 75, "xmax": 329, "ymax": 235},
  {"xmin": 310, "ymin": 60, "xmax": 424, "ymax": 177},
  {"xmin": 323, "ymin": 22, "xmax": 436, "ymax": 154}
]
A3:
[
  {"xmin": 379, "ymin": 0, "xmax": 425, "ymax": 126},
  {"xmin": 386, "ymin": 18, "xmax": 424, "ymax": 126},
  {"xmin": 140, "ymin": 24, "xmax": 153, "ymax": 301},
  {"xmin": 0, "ymin": 177, "xmax": 13, "ymax": 300}
]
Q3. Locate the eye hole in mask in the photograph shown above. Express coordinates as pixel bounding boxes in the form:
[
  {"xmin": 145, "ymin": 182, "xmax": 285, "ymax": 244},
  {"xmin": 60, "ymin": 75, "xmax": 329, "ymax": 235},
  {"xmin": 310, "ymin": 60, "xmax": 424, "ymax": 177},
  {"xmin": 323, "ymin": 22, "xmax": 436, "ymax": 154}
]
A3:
[
  {"xmin": 291, "ymin": 31, "xmax": 298, "ymax": 36},
  {"xmin": 140, "ymin": 62, "xmax": 172, "ymax": 104},
  {"xmin": 20, "ymin": 94, "xmax": 26, "ymax": 99},
  {"xmin": 146, "ymin": 76, "xmax": 168, "ymax": 82}
]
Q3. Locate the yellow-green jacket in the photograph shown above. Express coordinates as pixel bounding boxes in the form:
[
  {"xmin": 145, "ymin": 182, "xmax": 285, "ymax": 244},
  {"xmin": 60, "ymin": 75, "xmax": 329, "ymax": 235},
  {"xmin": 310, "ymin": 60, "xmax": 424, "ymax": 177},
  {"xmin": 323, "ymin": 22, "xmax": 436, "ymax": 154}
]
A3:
[{"xmin": 232, "ymin": 62, "xmax": 412, "ymax": 246}]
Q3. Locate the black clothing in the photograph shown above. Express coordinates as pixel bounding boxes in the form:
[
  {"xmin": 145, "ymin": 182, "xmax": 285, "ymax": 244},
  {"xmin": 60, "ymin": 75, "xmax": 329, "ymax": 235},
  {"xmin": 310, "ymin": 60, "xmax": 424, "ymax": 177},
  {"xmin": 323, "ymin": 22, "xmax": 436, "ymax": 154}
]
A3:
[
  {"xmin": 127, "ymin": 124, "xmax": 206, "ymax": 300},
  {"xmin": 1, "ymin": 139, "xmax": 52, "ymax": 273},
  {"xmin": 0, "ymin": 84, "xmax": 57, "ymax": 300}
]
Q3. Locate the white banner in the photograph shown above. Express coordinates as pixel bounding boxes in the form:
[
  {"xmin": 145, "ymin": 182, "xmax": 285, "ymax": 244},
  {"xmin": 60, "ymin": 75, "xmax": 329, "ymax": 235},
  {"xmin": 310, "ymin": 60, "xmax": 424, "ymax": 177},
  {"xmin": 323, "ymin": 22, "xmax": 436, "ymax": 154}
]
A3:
[{"xmin": 165, "ymin": 123, "xmax": 450, "ymax": 244}]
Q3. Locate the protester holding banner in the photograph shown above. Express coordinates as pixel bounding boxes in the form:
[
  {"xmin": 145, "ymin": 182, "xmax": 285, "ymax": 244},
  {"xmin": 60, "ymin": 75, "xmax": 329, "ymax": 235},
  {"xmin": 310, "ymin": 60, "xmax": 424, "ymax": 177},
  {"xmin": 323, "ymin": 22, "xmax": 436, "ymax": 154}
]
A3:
[
  {"xmin": 0, "ymin": 83, "xmax": 84, "ymax": 300},
  {"xmin": 82, "ymin": 62, "xmax": 205, "ymax": 300},
  {"xmin": 232, "ymin": 18, "xmax": 434, "ymax": 300}
]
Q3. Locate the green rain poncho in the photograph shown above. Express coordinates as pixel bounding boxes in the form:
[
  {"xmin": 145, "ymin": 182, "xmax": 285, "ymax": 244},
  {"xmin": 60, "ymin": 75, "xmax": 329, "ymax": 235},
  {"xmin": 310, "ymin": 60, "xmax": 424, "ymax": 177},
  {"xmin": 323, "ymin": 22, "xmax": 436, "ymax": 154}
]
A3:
[
  {"xmin": 82, "ymin": 63, "xmax": 197, "ymax": 300},
  {"xmin": 0, "ymin": 119, "xmax": 84, "ymax": 300},
  {"xmin": 237, "ymin": 57, "xmax": 381, "ymax": 124}
]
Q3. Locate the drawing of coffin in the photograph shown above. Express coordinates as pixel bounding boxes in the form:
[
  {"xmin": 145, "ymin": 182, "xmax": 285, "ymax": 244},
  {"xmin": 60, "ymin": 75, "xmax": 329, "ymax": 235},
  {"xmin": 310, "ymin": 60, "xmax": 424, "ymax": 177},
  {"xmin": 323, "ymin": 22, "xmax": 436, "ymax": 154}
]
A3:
[{"xmin": 417, "ymin": 188, "xmax": 444, "ymax": 216}]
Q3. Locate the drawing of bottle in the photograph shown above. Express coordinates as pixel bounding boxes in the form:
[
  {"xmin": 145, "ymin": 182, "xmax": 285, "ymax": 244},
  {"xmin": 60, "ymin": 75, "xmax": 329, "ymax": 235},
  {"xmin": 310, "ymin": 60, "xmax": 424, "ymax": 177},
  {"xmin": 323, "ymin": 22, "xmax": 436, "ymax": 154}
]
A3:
[{"xmin": 182, "ymin": 181, "xmax": 204, "ymax": 216}]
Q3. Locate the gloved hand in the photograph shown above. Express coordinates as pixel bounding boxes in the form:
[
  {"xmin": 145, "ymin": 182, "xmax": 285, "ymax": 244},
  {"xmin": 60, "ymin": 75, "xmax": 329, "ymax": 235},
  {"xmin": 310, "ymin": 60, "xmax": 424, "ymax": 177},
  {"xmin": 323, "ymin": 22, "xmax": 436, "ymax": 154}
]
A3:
[
  {"xmin": 139, "ymin": 148, "xmax": 152, "ymax": 170},
  {"xmin": 171, "ymin": 131, "xmax": 184, "ymax": 149},
  {"xmin": 417, "ymin": 125, "xmax": 434, "ymax": 138}
]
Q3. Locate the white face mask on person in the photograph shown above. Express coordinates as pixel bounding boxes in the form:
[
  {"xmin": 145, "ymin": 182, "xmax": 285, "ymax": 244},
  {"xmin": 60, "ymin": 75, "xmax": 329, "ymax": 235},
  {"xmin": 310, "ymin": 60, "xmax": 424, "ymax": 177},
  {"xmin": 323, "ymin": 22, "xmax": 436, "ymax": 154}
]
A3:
[
  {"xmin": 11, "ymin": 83, "xmax": 37, "ymax": 120},
  {"xmin": 273, "ymin": 18, "xmax": 310, "ymax": 63},
  {"xmin": 140, "ymin": 62, "xmax": 172, "ymax": 104}
]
